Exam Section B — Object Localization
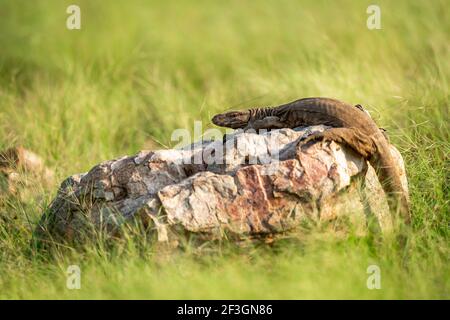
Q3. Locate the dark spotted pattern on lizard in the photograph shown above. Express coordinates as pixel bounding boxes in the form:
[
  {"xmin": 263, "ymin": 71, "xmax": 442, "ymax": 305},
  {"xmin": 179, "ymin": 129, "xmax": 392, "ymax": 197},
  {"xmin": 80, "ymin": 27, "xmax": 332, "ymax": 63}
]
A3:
[{"xmin": 212, "ymin": 97, "xmax": 411, "ymax": 224}]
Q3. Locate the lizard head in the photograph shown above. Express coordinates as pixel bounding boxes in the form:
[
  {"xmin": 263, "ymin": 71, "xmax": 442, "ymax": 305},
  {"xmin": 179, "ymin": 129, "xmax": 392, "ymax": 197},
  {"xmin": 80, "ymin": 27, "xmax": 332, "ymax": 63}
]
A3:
[{"xmin": 211, "ymin": 110, "xmax": 251, "ymax": 129}]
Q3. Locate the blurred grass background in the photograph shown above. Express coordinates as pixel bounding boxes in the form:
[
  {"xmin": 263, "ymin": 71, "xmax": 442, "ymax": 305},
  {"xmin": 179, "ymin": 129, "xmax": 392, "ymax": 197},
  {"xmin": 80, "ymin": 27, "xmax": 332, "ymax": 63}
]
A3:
[{"xmin": 0, "ymin": 0, "xmax": 448, "ymax": 299}]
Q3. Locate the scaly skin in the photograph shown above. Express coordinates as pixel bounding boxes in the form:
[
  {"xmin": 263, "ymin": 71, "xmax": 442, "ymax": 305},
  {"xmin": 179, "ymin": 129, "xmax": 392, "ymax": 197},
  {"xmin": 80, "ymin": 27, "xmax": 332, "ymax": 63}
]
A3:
[{"xmin": 212, "ymin": 97, "xmax": 411, "ymax": 224}]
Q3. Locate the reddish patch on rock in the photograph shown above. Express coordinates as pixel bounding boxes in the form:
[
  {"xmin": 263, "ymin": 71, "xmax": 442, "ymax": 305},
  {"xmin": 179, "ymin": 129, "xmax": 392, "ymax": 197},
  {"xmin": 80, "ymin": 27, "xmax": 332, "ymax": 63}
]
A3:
[{"xmin": 233, "ymin": 166, "xmax": 270, "ymax": 232}]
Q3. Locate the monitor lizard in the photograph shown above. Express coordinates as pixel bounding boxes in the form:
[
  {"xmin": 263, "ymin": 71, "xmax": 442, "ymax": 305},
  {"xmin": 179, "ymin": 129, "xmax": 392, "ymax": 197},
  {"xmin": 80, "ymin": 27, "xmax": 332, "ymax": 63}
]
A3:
[{"xmin": 212, "ymin": 97, "xmax": 411, "ymax": 224}]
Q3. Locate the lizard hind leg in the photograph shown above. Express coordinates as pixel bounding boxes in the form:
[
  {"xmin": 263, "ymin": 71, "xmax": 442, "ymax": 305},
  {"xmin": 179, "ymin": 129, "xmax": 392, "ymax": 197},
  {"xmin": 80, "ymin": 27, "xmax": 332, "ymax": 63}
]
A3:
[{"xmin": 298, "ymin": 127, "xmax": 377, "ymax": 159}]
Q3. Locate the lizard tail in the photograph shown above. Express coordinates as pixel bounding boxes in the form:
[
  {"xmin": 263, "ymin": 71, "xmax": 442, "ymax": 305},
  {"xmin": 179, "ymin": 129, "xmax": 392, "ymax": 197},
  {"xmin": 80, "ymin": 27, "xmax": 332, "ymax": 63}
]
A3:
[{"xmin": 369, "ymin": 145, "xmax": 411, "ymax": 225}]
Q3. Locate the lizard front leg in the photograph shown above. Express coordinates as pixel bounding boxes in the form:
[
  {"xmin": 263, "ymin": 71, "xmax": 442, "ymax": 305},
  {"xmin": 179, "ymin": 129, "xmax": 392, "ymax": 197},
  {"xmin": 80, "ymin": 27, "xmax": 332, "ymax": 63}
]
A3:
[
  {"xmin": 246, "ymin": 116, "xmax": 286, "ymax": 131},
  {"xmin": 298, "ymin": 127, "xmax": 377, "ymax": 159}
]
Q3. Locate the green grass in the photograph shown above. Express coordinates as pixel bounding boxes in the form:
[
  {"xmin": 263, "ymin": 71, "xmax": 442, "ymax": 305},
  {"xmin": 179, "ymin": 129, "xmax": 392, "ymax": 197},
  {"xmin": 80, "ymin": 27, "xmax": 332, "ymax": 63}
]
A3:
[{"xmin": 0, "ymin": 0, "xmax": 448, "ymax": 299}]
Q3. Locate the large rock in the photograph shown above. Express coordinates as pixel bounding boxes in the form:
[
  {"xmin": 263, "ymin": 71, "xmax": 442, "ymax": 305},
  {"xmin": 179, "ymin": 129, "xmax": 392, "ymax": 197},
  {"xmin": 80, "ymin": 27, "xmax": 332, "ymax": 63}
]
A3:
[{"xmin": 35, "ymin": 126, "xmax": 408, "ymax": 244}]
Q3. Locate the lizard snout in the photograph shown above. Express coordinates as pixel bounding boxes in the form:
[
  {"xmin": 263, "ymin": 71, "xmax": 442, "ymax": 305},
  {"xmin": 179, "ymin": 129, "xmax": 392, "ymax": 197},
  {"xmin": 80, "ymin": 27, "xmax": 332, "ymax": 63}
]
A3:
[{"xmin": 212, "ymin": 111, "xmax": 250, "ymax": 129}]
